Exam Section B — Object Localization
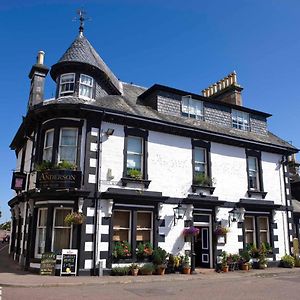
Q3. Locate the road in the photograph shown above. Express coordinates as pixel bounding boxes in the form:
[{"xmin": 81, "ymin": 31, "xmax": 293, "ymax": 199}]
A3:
[{"xmin": 3, "ymin": 271, "xmax": 300, "ymax": 300}]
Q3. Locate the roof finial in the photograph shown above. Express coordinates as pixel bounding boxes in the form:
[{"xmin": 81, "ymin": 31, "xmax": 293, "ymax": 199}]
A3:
[{"xmin": 76, "ymin": 9, "xmax": 87, "ymax": 36}]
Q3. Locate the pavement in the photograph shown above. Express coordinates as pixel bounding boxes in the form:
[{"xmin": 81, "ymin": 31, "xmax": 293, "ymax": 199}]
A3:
[{"xmin": 1, "ymin": 244, "xmax": 300, "ymax": 288}]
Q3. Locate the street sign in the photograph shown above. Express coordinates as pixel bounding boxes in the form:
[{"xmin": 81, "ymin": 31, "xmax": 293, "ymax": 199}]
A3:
[{"xmin": 60, "ymin": 249, "xmax": 78, "ymax": 276}]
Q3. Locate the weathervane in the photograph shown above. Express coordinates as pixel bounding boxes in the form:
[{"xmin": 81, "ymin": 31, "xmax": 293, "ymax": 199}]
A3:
[{"xmin": 74, "ymin": 9, "xmax": 91, "ymax": 36}]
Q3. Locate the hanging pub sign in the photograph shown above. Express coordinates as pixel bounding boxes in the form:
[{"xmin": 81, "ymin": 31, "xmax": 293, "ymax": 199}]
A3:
[
  {"xmin": 11, "ymin": 172, "xmax": 27, "ymax": 191},
  {"xmin": 36, "ymin": 170, "xmax": 82, "ymax": 189},
  {"xmin": 60, "ymin": 249, "xmax": 78, "ymax": 276},
  {"xmin": 40, "ymin": 252, "xmax": 57, "ymax": 276}
]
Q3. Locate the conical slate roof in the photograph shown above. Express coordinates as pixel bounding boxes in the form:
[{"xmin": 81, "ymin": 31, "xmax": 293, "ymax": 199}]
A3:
[{"xmin": 51, "ymin": 34, "xmax": 122, "ymax": 94}]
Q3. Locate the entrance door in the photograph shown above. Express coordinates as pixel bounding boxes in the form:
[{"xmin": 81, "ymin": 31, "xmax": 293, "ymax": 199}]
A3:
[{"xmin": 195, "ymin": 226, "xmax": 210, "ymax": 268}]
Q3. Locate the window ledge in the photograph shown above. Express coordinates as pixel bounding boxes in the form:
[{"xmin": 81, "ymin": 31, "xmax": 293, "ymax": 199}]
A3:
[
  {"xmin": 121, "ymin": 177, "xmax": 151, "ymax": 188},
  {"xmin": 247, "ymin": 190, "xmax": 267, "ymax": 199},
  {"xmin": 191, "ymin": 184, "xmax": 215, "ymax": 194}
]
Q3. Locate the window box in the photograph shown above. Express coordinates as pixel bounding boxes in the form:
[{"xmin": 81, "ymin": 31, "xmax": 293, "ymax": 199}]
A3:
[
  {"xmin": 247, "ymin": 190, "xmax": 267, "ymax": 199},
  {"xmin": 36, "ymin": 170, "xmax": 82, "ymax": 190},
  {"xmin": 121, "ymin": 177, "xmax": 151, "ymax": 188},
  {"xmin": 191, "ymin": 184, "xmax": 215, "ymax": 194}
]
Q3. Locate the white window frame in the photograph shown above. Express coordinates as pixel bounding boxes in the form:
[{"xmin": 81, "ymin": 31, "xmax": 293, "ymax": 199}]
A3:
[
  {"xmin": 181, "ymin": 96, "xmax": 204, "ymax": 120},
  {"xmin": 136, "ymin": 211, "xmax": 153, "ymax": 244},
  {"xmin": 126, "ymin": 136, "xmax": 143, "ymax": 174},
  {"xmin": 43, "ymin": 129, "xmax": 54, "ymax": 162},
  {"xmin": 232, "ymin": 109, "xmax": 250, "ymax": 131},
  {"xmin": 194, "ymin": 147, "xmax": 207, "ymax": 176},
  {"xmin": 79, "ymin": 74, "xmax": 94, "ymax": 100},
  {"xmin": 58, "ymin": 127, "xmax": 78, "ymax": 164},
  {"xmin": 245, "ymin": 216, "xmax": 256, "ymax": 246},
  {"xmin": 51, "ymin": 207, "xmax": 73, "ymax": 258},
  {"xmin": 258, "ymin": 216, "xmax": 270, "ymax": 244},
  {"xmin": 112, "ymin": 210, "xmax": 132, "ymax": 244},
  {"xmin": 248, "ymin": 156, "xmax": 260, "ymax": 191},
  {"xmin": 34, "ymin": 208, "xmax": 48, "ymax": 258},
  {"xmin": 59, "ymin": 73, "xmax": 75, "ymax": 97}
]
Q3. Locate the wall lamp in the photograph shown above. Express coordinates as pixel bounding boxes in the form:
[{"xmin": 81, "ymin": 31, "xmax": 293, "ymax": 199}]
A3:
[
  {"xmin": 173, "ymin": 203, "xmax": 186, "ymax": 225},
  {"xmin": 228, "ymin": 207, "xmax": 245, "ymax": 226},
  {"xmin": 105, "ymin": 128, "xmax": 115, "ymax": 136}
]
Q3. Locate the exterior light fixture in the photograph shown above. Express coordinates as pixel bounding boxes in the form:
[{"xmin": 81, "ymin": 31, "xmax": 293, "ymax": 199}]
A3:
[
  {"xmin": 173, "ymin": 203, "xmax": 186, "ymax": 225},
  {"xmin": 105, "ymin": 128, "xmax": 114, "ymax": 136},
  {"xmin": 228, "ymin": 207, "xmax": 245, "ymax": 226}
]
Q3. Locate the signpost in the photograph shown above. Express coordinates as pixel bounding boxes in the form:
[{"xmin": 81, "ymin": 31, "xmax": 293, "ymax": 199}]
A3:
[
  {"xmin": 60, "ymin": 249, "xmax": 78, "ymax": 276},
  {"xmin": 40, "ymin": 252, "xmax": 56, "ymax": 276}
]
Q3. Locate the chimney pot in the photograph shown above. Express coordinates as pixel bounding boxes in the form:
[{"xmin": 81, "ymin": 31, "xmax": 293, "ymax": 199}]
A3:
[{"xmin": 37, "ymin": 50, "xmax": 45, "ymax": 65}]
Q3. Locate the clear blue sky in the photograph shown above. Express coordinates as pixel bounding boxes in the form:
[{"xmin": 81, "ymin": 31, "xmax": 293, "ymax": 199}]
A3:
[{"xmin": 1, "ymin": 0, "xmax": 300, "ymax": 222}]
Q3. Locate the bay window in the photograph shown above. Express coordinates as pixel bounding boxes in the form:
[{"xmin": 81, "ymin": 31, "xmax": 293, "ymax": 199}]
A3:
[
  {"xmin": 58, "ymin": 128, "xmax": 78, "ymax": 164},
  {"xmin": 79, "ymin": 74, "xmax": 93, "ymax": 99},
  {"xmin": 59, "ymin": 73, "xmax": 75, "ymax": 97},
  {"xmin": 43, "ymin": 129, "xmax": 54, "ymax": 162}
]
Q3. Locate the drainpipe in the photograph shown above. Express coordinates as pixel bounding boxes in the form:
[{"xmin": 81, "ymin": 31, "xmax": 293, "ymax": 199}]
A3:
[{"xmin": 92, "ymin": 110, "xmax": 105, "ymax": 275}]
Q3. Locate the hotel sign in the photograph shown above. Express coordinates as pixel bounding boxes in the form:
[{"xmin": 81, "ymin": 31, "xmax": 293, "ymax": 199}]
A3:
[
  {"xmin": 36, "ymin": 170, "xmax": 82, "ymax": 189},
  {"xmin": 11, "ymin": 172, "xmax": 27, "ymax": 191}
]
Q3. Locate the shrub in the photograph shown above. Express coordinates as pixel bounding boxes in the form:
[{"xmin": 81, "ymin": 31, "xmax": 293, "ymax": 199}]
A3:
[
  {"xmin": 152, "ymin": 247, "xmax": 168, "ymax": 266},
  {"xmin": 182, "ymin": 255, "xmax": 190, "ymax": 268},
  {"xmin": 280, "ymin": 255, "xmax": 295, "ymax": 268},
  {"xmin": 112, "ymin": 241, "xmax": 131, "ymax": 258},
  {"xmin": 111, "ymin": 266, "xmax": 129, "ymax": 276},
  {"xmin": 140, "ymin": 263, "xmax": 155, "ymax": 275}
]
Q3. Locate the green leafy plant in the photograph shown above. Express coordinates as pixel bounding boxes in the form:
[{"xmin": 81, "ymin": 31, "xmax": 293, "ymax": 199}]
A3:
[
  {"xmin": 136, "ymin": 242, "xmax": 153, "ymax": 258},
  {"xmin": 280, "ymin": 254, "xmax": 295, "ymax": 268},
  {"xmin": 221, "ymin": 251, "xmax": 228, "ymax": 267},
  {"xmin": 240, "ymin": 250, "xmax": 251, "ymax": 263},
  {"xmin": 127, "ymin": 169, "xmax": 142, "ymax": 179},
  {"xmin": 111, "ymin": 266, "xmax": 130, "ymax": 276},
  {"xmin": 64, "ymin": 212, "xmax": 85, "ymax": 225},
  {"xmin": 36, "ymin": 160, "xmax": 77, "ymax": 171},
  {"xmin": 129, "ymin": 263, "xmax": 139, "ymax": 270},
  {"xmin": 112, "ymin": 241, "xmax": 131, "ymax": 259},
  {"xmin": 36, "ymin": 160, "xmax": 54, "ymax": 171},
  {"xmin": 193, "ymin": 173, "xmax": 214, "ymax": 186},
  {"xmin": 152, "ymin": 247, "xmax": 168, "ymax": 267},
  {"xmin": 57, "ymin": 160, "xmax": 77, "ymax": 170},
  {"xmin": 182, "ymin": 255, "xmax": 190, "ymax": 268},
  {"xmin": 140, "ymin": 263, "xmax": 155, "ymax": 275}
]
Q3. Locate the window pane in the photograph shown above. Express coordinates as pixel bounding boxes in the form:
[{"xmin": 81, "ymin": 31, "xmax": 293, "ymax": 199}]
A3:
[
  {"xmin": 55, "ymin": 209, "xmax": 71, "ymax": 226},
  {"xmin": 37, "ymin": 228, "xmax": 46, "ymax": 254},
  {"xmin": 127, "ymin": 154, "xmax": 141, "ymax": 170},
  {"xmin": 248, "ymin": 157, "xmax": 257, "ymax": 171},
  {"xmin": 137, "ymin": 212, "xmax": 151, "ymax": 228},
  {"xmin": 136, "ymin": 230, "xmax": 150, "ymax": 242},
  {"xmin": 61, "ymin": 129, "xmax": 77, "ymax": 146},
  {"xmin": 246, "ymin": 232, "xmax": 254, "ymax": 245},
  {"xmin": 195, "ymin": 148, "xmax": 205, "ymax": 163},
  {"xmin": 128, "ymin": 137, "xmax": 142, "ymax": 154},
  {"xmin": 53, "ymin": 228, "xmax": 71, "ymax": 252},
  {"xmin": 113, "ymin": 211, "xmax": 130, "ymax": 228},
  {"xmin": 79, "ymin": 85, "xmax": 93, "ymax": 98},
  {"xmin": 182, "ymin": 97, "xmax": 189, "ymax": 113},
  {"xmin": 61, "ymin": 74, "xmax": 75, "ymax": 83},
  {"xmin": 113, "ymin": 230, "xmax": 129, "ymax": 242},
  {"xmin": 245, "ymin": 217, "xmax": 254, "ymax": 230},
  {"xmin": 45, "ymin": 131, "xmax": 54, "ymax": 148},
  {"xmin": 39, "ymin": 209, "xmax": 47, "ymax": 226},
  {"xmin": 260, "ymin": 232, "xmax": 268, "ymax": 244},
  {"xmin": 60, "ymin": 147, "xmax": 76, "ymax": 163},
  {"xmin": 80, "ymin": 74, "xmax": 93, "ymax": 86}
]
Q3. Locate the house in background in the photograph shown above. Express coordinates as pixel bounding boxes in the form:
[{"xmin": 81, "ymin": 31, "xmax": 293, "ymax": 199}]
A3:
[{"xmin": 8, "ymin": 20, "xmax": 298, "ymax": 275}]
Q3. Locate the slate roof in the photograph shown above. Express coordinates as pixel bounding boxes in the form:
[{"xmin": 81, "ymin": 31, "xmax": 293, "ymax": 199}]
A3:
[
  {"xmin": 50, "ymin": 34, "xmax": 122, "ymax": 93},
  {"xmin": 44, "ymin": 82, "xmax": 296, "ymax": 152}
]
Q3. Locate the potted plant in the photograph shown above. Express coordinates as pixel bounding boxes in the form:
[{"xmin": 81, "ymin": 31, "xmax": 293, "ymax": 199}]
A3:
[
  {"xmin": 221, "ymin": 251, "xmax": 229, "ymax": 272},
  {"xmin": 64, "ymin": 211, "xmax": 85, "ymax": 225},
  {"xmin": 140, "ymin": 263, "xmax": 155, "ymax": 275},
  {"xmin": 111, "ymin": 266, "xmax": 130, "ymax": 276},
  {"xmin": 182, "ymin": 255, "xmax": 191, "ymax": 274},
  {"xmin": 152, "ymin": 247, "xmax": 168, "ymax": 275},
  {"xmin": 112, "ymin": 241, "xmax": 132, "ymax": 259},
  {"xmin": 136, "ymin": 242, "xmax": 153, "ymax": 260},
  {"xmin": 127, "ymin": 169, "xmax": 142, "ymax": 180},
  {"xmin": 193, "ymin": 173, "xmax": 214, "ymax": 186},
  {"xmin": 240, "ymin": 250, "xmax": 251, "ymax": 271},
  {"xmin": 129, "ymin": 263, "xmax": 139, "ymax": 276},
  {"xmin": 280, "ymin": 255, "xmax": 295, "ymax": 268}
]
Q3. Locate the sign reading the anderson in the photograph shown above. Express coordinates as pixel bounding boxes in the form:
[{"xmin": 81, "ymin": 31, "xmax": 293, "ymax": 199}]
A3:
[{"xmin": 36, "ymin": 170, "xmax": 82, "ymax": 189}]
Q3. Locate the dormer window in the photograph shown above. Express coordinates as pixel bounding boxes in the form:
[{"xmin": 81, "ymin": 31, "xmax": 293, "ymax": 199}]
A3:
[
  {"xmin": 232, "ymin": 109, "xmax": 250, "ymax": 131},
  {"xmin": 59, "ymin": 73, "xmax": 75, "ymax": 97},
  {"xmin": 79, "ymin": 74, "xmax": 93, "ymax": 99},
  {"xmin": 181, "ymin": 96, "xmax": 204, "ymax": 120}
]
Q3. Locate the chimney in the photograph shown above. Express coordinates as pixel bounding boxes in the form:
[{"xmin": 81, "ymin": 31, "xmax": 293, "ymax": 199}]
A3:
[
  {"xmin": 201, "ymin": 71, "xmax": 243, "ymax": 106},
  {"xmin": 27, "ymin": 50, "xmax": 49, "ymax": 110}
]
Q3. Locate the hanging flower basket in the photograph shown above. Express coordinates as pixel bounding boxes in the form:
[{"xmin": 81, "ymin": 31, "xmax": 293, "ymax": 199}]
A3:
[
  {"xmin": 64, "ymin": 212, "xmax": 85, "ymax": 225},
  {"xmin": 214, "ymin": 225, "xmax": 229, "ymax": 236},
  {"xmin": 183, "ymin": 226, "xmax": 200, "ymax": 237}
]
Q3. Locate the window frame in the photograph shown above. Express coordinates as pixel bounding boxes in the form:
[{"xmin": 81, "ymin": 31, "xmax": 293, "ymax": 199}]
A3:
[
  {"xmin": 123, "ymin": 127, "xmax": 148, "ymax": 180},
  {"xmin": 232, "ymin": 109, "xmax": 250, "ymax": 131},
  {"xmin": 58, "ymin": 127, "xmax": 78, "ymax": 164},
  {"xmin": 42, "ymin": 129, "xmax": 54, "ymax": 162},
  {"xmin": 59, "ymin": 73, "xmax": 76, "ymax": 97},
  {"xmin": 112, "ymin": 210, "xmax": 132, "ymax": 244},
  {"xmin": 136, "ymin": 211, "xmax": 153, "ymax": 245},
  {"xmin": 79, "ymin": 74, "xmax": 94, "ymax": 100},
  {"xmin": 51, "ymin": 207, "xmax": 73, "ymax": 256},
  {"xmin": 181, "ymin": 95, "xmax": 204, "ymax": 120},
  {"xmin": 246, "ymin": 149, "xmax": 264, "ymax": 192},
  {"xmin": 34, "ymin": 208, "xmax": 48, "ymax": 258}
]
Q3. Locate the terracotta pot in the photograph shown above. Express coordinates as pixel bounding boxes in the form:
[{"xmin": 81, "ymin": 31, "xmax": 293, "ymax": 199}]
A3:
[
  {"xmin": 131, "ymin": 269, "xmax": 139, "ymax": 276},
  {"xmin": 156, "ymin": 266, "xmax": 166, "ymax": 275},
  {"xmin": 222, "ymin": 265, "xmax": 229, "ymax": 272},
  {"xmin": 182, "ymin": 267, "xmax": 191, "ymax": 274},
  {"xmin": 242, "ymin": 263, "xmax": 249, "ymax": 271}
]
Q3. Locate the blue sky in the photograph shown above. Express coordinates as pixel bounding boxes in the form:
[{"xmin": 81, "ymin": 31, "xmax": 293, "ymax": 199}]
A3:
[{"xmin": 1, "ymin": 0, "xmax": 300, "ymax": 221}]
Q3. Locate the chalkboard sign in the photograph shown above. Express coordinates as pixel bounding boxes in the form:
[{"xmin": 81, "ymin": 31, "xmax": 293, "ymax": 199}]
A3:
[
  {"xmin": 60, "ymin": 249, "xmax": 78, "ymax": 276},
  {"xmin": 40, "ymin": 252, "xmax": 56, "ymax": 276}
]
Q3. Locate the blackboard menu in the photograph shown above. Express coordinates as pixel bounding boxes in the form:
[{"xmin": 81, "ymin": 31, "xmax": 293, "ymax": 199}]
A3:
[
  {"xmin": 40, "ymin": 252, "xmax": 56, "ymax": 276},
  {"xmin": 60, "ymin": 249, "xmax": 78, "ymax": 276}
]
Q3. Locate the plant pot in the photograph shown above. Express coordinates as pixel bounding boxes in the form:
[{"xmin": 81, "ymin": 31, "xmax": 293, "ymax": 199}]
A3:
[
  {"xmin": 140, "ymin": 270, "xmax": 153, "ymax": 275},
  {"xmin": 131, "ymin": 269, "xmax": 139, "ymax": 276},
  {"xmin": 182, "ymin": 267, "xmax": 191, "ymax": 274},
  {"xmin": 242, "ymin": 263, "xmax": 249, "ymax": 271},
  {"xmin": 156, "ymin": 266, "xmax": 166, "ymax": 275},
  {"xmin": 222, "ymin": 265, "xmax": 229, "ymax": 272}
]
